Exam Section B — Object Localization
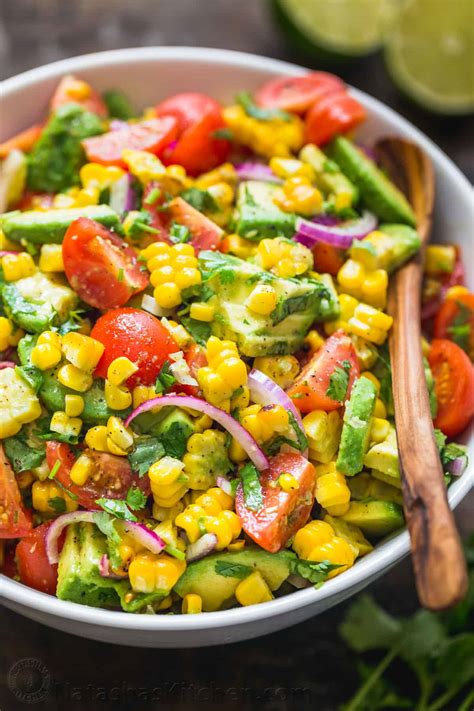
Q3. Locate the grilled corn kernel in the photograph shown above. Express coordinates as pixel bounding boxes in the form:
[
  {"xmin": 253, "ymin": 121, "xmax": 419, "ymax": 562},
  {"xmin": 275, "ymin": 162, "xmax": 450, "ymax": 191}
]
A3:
[
  {"xmin": 107, "ymin": 416, "xmax": 133, "ymax": 451},
  {"xmin": 195, "ymin": 162, "xmax": 237, "ymax": 189},
  {"xmin": 105, "ymin": 380, "xmax": 132, "ymax": 410},
  {"xmin": 373, "ymin": 398, "xmax": 387, "ymax": 419},
  {"xmin": 370, "ymin": 417, "xmax": 390, "ymax": 444},
  {"xmin": 61, "ymin": 332, "xmax": 105, "ymax": 372},
  {"xmin": 57, "ymin": 364, "xmax": 92, "ymax": 392},
  {"xmin": 107, "ymin": 356, "xmax": 138, "ymax": 386},
  {"xmin": 274, "ymin": 175, "xmax": 323, "ymax": 215},
  {"xmin": 253, "ymin": 355, "xmax": 300, "ymax": 390},
  {"xmin": 350, "ymin": 335, "xmax": 378, "ymax": 369},
  {"xmin": 50, "ymin": 411, "xmax": 82, "ymax": 437},
  {"xmin": 229, "ymin": 438, "xmax": 247, "ymax": 463},
  {"xmin": 224, "ymin": 234, "xmax": 256, "ymax": 259},
  {"xmin": 348, "ymin": 303, "xmax": 393, "ymax": 345},
  {"xmin": 149, "ymin": 456, "xmax": 188, "ymax": 507},
  {"xmin": 293, "ymin": 520, "xmax": 355, "ymax": 577},
  {"xmin": 424, "ymin": 245, "xmax": 456, "ymax": 275},
  {"xmin": 64, "ymin": 394, "xmax": 84, "ymax": 418},
  {"xmin": 39, "ymin": 244, "xmax": 64, "ymax": 272},
  {"xmin": 31, "ymin": 480, "xmax": 78, "ymax": 514},
  {"xmin": 303, "ymin": 410, "xmax": 343, "ymax": 464},
  {"xmin": 256, "ymin": 237, "xmax": 312, "ymax": 277},
  {"xmin": 235, "ymin": 571, "xmax": 273, "ymax": 606},
  {"xmin": 324, "ymin": 292, "xmax": 359, "ymax": 335},
  {"xmin": 30, "ymin": 343, "xmax": 62, "ymax": 370},
  {"xmin": 305, "ymin": 330, "xmax": 325, "ymax": 353},
  {"xmin": 85, "ymin": 425, "xmax": 109, "ymax": 452},
  {"xmin": 189, "ymin": 302, "xmax": 215, "ymax": 322},
  {"xmin": 132, "ymin": 385, "xmax": 156, "ymax": 408},
  {"xmin": 223, "ymin": 104, "xmax": 304, "ymax": 159},
  {"xmin": 197, "ymin": 337, "xmax": 247, "ymax": 409},
  {"xmin": 80, "ymin": 163, "xmax": 125, "ymax": 190},
  {"xmin": 182, "ymin": 593, "xmax": 202, "ymax": 614},
  {"xmin": 269, "ymin": 157, "xmax": 315, "ymax": 180},
  {"xmin": 245, "ymin": 284, "xmax": 278, "ymax": 315},
  {"xmin": 128, "ymin": 552, "xmax": 186, "ymax": 593},
  {"xmin": 37, "ymin": 330, "xmax": 62, "ymax": 350},
  {"xmin": 2, "ymin": 252, "xmax": 36, "ymax": 281},
  {"xmin": 183, "ymin": 429, "xmax": 230, "ymax": 490},
  {"xmin": 314, "ymin": 462, "xmax": 350, "ymax": 516},
  {"xmin": 122, "ymin": 149, "xmax": 166, "ymax": 184},
  {"xmin": 70, "ymin": 453, "xmax": 94, "ymax": 486},
  {"xmin": 278, "ymin": 473, "xmax": 299, "ymax": 492},
  {"xmin": 154, "ymin": 283, "xmax": 181, "ymax": 309}
]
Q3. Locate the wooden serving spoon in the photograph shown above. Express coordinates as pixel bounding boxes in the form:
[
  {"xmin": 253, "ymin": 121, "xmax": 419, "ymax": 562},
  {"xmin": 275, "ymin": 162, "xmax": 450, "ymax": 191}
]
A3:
[{"xmin": 375, "ymin": 137, "xmax": 468, "ymax": 611}]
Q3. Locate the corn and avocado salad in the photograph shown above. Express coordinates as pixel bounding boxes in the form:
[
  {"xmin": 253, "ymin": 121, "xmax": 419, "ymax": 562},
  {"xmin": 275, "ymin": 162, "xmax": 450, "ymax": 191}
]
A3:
[{"xmin": 0, "ymin": 72, "xmax": 471, "ymax": 615}]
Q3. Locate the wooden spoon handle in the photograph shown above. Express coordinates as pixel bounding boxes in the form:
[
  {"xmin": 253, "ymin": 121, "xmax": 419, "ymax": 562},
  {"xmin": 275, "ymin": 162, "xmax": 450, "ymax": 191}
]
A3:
[{"xmin": 379, "ymin": 138, "xmax": 468, "ymax": 610}]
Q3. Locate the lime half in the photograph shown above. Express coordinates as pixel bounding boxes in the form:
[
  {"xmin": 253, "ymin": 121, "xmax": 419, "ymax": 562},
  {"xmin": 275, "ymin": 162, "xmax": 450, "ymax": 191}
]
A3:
[
  {"xmin": 273, "ymin": 0, "xmax": 390, "ymax": 60},
  {"xmin": 385, "ymin": 0, "xmax": 474, "ymax": 115}
]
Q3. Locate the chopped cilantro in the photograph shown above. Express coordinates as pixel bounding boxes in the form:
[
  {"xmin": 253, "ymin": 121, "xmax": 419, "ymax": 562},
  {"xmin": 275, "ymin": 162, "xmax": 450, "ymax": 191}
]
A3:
[
  {"xmin": 95, "ymin": 497, "xmax": 138, "ymax": 521},
  {"xmin": 326, "ymin": 360, "xmax": 352, "ymax": 402},
  {"xmin": 239, "ymin": 462, "xmax": 263, "ymax": 512},
  {"xmin": 290, "ymin": 558, "xmax": 341, "ymax": 585},
  {"xmin": 180, "ymin": 187, "xmax": 218, "ymax": 213},
  {"xmin": 169, "ymin": 222, "xmax": 191, "ymax": 244},
  {"xmin": 236, "ymin": 91, "xmax": 291, "ymax": 122},
  {"xmin": 215, "ymin": 560, "xmax": 254, "ymax": 579},
  {"xmin": 154, "ymin": 361, "xmax": 177, "ymax": 395},
  {"xmin": 144, "ymin": 186, "xmax": 161, "ymax": 206},
  {"xmin": 117, "ymin": 267, "xmax": 124, "ymax": 282},
  {"xmin": 126, "ymin": 485, "xmax": 147, "ymax": 511},
  {"xmin": 180, "ymin": 316, "xmax": 212, "ymax": 346},
  {"xmin": 128, "ymin": 437, "xmax": 165, "ymax": 477}
]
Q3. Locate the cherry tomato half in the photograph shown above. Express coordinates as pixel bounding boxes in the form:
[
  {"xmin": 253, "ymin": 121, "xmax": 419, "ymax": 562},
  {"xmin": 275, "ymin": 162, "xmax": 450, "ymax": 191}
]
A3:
[
  {"xmin": 312, "ymin": 243, "xmax": 345, "ymax": 276},
  {"xmin": 236, "ymin": 453, "xmax": 316, "ymax": 553},
  {"xmin": 167, "ymin": 197, "xmax": 224, "ymax": 251},
  {"xmin": 91, "ymin": 307, "xmax": 179, "ymax": 388},
  {"xmin": 256, "ymin": 72, "xmax": 345, "ymax": 113},
  {"xmin": 16, "ymin": 522, "xmax": 63, "ymax": 595},
  {"xmin": 82, "ymin": 117, "xmax": 178, "ymax": 168},
  {"xmin": 428, "ymin": 339, "xmax": 474, "ymax": 437},
  {"xmin": 0, "ymin": 445, "xmax": 32, "ymax": 539},
  {"xmin": 45, "ymin": 442, "xmax": 149, "ymax": 510},
  {"xmin": 305, "ymin": 91, "xmax": 366, "ymax": 146},
  {"xmin": 50, "ymin": 74, "xmax": 108, "ymax": 117},
  {"xmin": 434, "ymin": 292, "xmax": 474, "ymax": 361},
  {"xmin": 62, "ymin": 217, "xmax": 148, "ymax": 309},
  {"xmin": 287, "ymin": 330, "xmax": 359, "ymax": 413}
]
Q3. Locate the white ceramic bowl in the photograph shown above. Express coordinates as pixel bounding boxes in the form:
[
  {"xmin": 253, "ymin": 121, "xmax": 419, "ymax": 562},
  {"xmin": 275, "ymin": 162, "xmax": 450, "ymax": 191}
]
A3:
[{"xmin": 1, "ymin": 47, "xmax": 472, "ymax": 648}]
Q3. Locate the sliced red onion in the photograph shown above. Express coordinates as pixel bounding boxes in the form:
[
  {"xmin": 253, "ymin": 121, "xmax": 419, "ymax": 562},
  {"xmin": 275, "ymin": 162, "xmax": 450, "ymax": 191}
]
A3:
[
  {"xmin": 294, "ymin": 211, "xmax": 378, "ymax": 249},
  {"xmin": 124, "ymin": 395, "xmax": 269, "ymax": 471},
  {"xmin": 98, "ymin": 554, "xmax": 126, "ymax": 579},
  {"xmin": 311, "ymin": 214, "xmax": 342, "ymax": 227},
  {"xmin": 216, "ymin": 476, "xmax": 233, "ymax": 496},
  {"xmin": 0, "ymin": 250, "xmax": 20, "ymax": 258},
  {"xmin": 46, "ymin": 511, "xmax": 97, "ymax": 564},
  {"xmin": 121, "ymin": 521, "xmax": 165, "ymax": 554},
  {"xmin": 445, "ymin": 455, "xmax": 468, "ymax": 477},
  {"xmin": 0, "ymin": 361, "xmax": 15, "ymax": 369},
  {"xmin": 186, "ymin": 533, "xmax": 218, "ymax": 562},
  {"xmin": 248, "ymin": 369, "xmax": 308, "ymax": 457},
  {"xmin": 109, "ymin": 173, "xmax": 136, "ymax": 214},
  {"xmin": 235, "ymin": 162, "xmax": 282, "ymax": 183}
]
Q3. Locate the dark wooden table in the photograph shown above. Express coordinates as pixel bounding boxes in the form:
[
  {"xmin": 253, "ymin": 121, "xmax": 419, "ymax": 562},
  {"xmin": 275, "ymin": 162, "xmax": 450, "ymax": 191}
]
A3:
[{"xmin": 0, "ymin": 2, "xmax": 472, "ymax": 709}]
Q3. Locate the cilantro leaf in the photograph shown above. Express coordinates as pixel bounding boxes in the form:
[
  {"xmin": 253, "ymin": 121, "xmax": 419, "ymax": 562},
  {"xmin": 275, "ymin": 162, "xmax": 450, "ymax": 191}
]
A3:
[
  {"xmin": 33, "ymin": 416, "xmax": 79, "ymax": 445},
  {"xmin": 326, "ymin": 359, "xmax": 351, "ymax": 402},
  {"xmin": 198, "ymin": 250, "xmax": 236, "ymax": 285},
  {"xmin": 290, "ymin": 558, "xmax": 341, "ymax": 586},
  {"xmin": 3, "ymin": 435, "xmax": 45, "ymax": 473},
  {"xmin": 339, "ymin": 594, "xmax": 402, "ymax": 653},
  {"xmin": 180, "ymin": 316, "xmax": 211, "ymax": 347},
  {"xmin": 169, "ymin": 221, "xmax": 191, "ymax": 244},
  {"xmin": 215, "ymin": 560, "xmax": 254, "ymax": 579},
  {"xmin": 128, "ymin": 436, "xmax": 164, "ymax": 477},
  {"xmin": 180, "ymin": 187, "xmax": 218, "ymax": 213},
  {"xmin": 236, "ymin": 91, "xmax": 291, "ymax": 122},
  {"xmin": 94, "ymin": 512, "xmax": 121, "ymax": 544},
  {"xmin": 239, "ymin": 462, "xmax": 263, "ymax": 512},
  {"xmin": 154, "ymin": 360, "xmax": 176, "ymax": 395},
  {"xmin": 95, "ymin": 498, "xmax": 138, "ymax": 521},
  {"xmin": 125, "ymin": 485, "xmax": 147, "ymax": 511},
  {"xmin": 160, "ymin": 420, "xmax": 190, "ymax": 459}
]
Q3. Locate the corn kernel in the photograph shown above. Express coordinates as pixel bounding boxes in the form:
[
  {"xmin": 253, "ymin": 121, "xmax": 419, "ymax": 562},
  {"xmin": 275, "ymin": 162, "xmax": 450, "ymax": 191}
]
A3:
[
  {"xmin": 64, "ymin": 394, "xmax": 84, "ymax": 417},
  {"xmin": 182, "ymin": 593, "xmax": 202, "ymax": 614},
  {"xmin": 61, "ymin": 332, "xmax": 105, "ymax": 372},
  {"xmin": 57, "ymin": 364, "xmax": 92, "ymax": 392},
  {"xmin": 106, "ymin": 356, "xmax": 138, "ymax": 386},
  {"xmin": 2, "ymin": 252, "xmax": 36, "ymax": 281},
  {"xmin": 314, "ymin": 462, "xmax": 350, "ymax": 516},
  {"xmin": 253, "ymin": 355, "xmax": 300, "ymax": 390},
  {"xmin": 245, "ymin": 284, "xmax": 278, "ymax": 315},
  {"xmin": 107, "ymin": 416, "xmax": 134, "ymax": 451},
  {"xmin": 70, "ymin": 453, "xmax": 94, "ymax": 486},
  {"xmin": 424, "ymin": 245, "xmax": 456, "ymax": 275},
  {"xmin": 445, "ymin": 285, "xmax": 469, "ymax": 300},
  {"xmin": 360, "ymin": 371, "xmax": 381, "ymax": 394},
  {"xmin": 278, "ymin": 473, "xmax": 299, "ymax": 492},
  {"xmin": 37, "ymin": 330, "xmax": 62, "ymax": 350},
  {"xmin": 132, "ymin": 384, "xmax": 156, "ymax": 408},
  {"xmin": 85, "ymin": 425, "xmax": 109, "ymax": 451},
  {"xmin": 305, "ymin": 330, "xmax": 325, "ymax": 353},
  {"xmin": 105, "ymin": 380, "xmax": 132, "ymax": 410},
  {"xmin": 50, "ymin": 411, "xmax": 82, "ymax": 437},
  {"xmin": 373, "ymin": 398, "xmax": 387, "ymax": 419},
  {"xmin": 154, "ymin": 282, "xmax": 182, "ymax": 309},
  {"xmin": 189, "ymin": 302, "xmax": 215, "ymax": 322},
  {"xmin": 293, "ymin": 519, "xmax": 355, "ymax": 577},
  {"xmin": 174, "ymin": 268, "xmax": 202, "ymax": 290},
  {"xmin": 30, "ymin": 343, "xmax": 62, "ymax": 370},
  {"xmin": 370, "ymin": 417, "xmax": 390, "ymax": 444},
  {"xmin": 39, "ymin": 244, "xmax": 64, "ymax": 272},
  {"xmin": 235, "ymin": 571, "xmax": 273, "ymax": 606}
]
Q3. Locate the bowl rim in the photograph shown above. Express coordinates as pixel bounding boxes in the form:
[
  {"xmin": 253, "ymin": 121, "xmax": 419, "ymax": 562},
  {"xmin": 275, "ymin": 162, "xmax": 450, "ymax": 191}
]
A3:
[{"xmin": 1, "ymin": 46, "xmax": 472, "ymax": 633}]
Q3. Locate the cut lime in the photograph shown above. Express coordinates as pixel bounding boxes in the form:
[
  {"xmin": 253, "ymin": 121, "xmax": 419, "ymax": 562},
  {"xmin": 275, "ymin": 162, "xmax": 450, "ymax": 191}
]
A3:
[
  {"xmin": 273, "ymin": 0, "xmax": 390, "ymax": 61},
  {"xmin": 385, "ymin": 0, "xmax": 474, "ymax": 115}
]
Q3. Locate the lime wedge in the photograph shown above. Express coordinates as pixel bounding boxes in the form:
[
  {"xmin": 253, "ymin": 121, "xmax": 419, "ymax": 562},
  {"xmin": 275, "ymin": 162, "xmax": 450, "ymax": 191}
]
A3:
[
  {"xmin": 273, "ymin": 0, "xmax": 390, "ymax": 60},
  {"xmin": 385, "ymin": 0, "xmax": 474, "ymax": 115}
]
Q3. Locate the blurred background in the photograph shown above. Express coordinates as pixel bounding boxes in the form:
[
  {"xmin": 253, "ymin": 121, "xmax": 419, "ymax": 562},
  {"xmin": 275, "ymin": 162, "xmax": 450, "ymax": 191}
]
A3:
[{"xmin": 0, "ymin": 2, "xmax": 472, "ymax": 710}]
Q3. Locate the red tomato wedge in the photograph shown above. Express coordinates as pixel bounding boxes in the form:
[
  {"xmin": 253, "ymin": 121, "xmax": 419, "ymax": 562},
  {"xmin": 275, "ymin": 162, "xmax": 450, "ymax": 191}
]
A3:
[
  {"xmin": 434, "ymin": 292, "xmax": 474, "ymax": 361},
  {"xmin": 167, "ymin": 197, "xmax": 224, "ymax": 251},
  {"xmin": 91, "ymin": 307, "xmax": 179, "ymax": 388},
  {"xmin": 0, "ymin": 123, "xmax": 44, "ymax": 158},
  {"xmin": 45, "ymin": 442, "xmax": 149, "ymax": 510},
  {"xmin": 256, "ymin": 72, "xmax": 345, "ymax": 113},
  {"xmin": 428, "ymin": 339, "xmax": 474, "ymax": 437},
  {"xmin": 82, "ymin": 117, "xmax": 178, "ymax": 168},
  {"xmin": 312, "ymin": 243, "xmax": 345, "ymax": 276},
  {"xmin": 16, "ymin": 522, "xmax": 63, "ymax": 595},
  {"xmin": 0, "ymin": 445, "xmax": 32, "ymax": 539},
  {"xmin": 50, "ymin": 75, "xmax": 108, "ymax": 117},
  {"xmin": 305, "ymin": 91, "xmax": 366, "ymax": 146},
  {"xmin": 180, "ymin": 343, "xmax": 207, "ymax": 396},
  {"xmin": 62, "ymin": 217, "xmax": 148, "ymax": 309},
  {"xmin": 236, "ymin": 453, "xmax": 316, "ymax": 553},
  {"xmin": 141, "ymin": 181, "xmax": 171, "ymax": 243},
  {"xmin": 287, "ymin": 330, "xmax": 359, "ymax": 413},
  {"xmin": 156, "ymin": 92, "xmax": 231, "ymax": 175}
]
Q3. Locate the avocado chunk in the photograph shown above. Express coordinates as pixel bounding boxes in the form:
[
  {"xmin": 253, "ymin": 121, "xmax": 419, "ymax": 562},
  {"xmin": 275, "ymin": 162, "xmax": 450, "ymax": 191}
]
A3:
[
  {"xmin": 197, "ymin": 250, "xmax": 339, "ymax": 357},
  {"xmin": 350, "ymin": 223, "xmax": 421, "ymax": 273},
  {"xmin": 174, "ymin": 547, "xmax": 294, "ymax": 612},
  {"xmin": 27, "ymin": 103, "xmax": 103, "ymax": 193},
  {"xmin": 347, "ymin": 471, "xmax": 403, "ymax": 506},
  {"xmin": 2, "ymin": 272, "xmax": 77, "ymax": 332},
  {"xmin": 329, "ymin": 137, "xmax": 416, "ymax": 226},
  {"xmin": 233, "ymin": 180, "xmax": 296, "ymax": 240},
  {"xmin": 131, "ymin": 407, "xmax": 196, "ymax": 458},
  {"xmin": 363, "ymin": 426, "xmax": 400, "ymax": 481},
  {"xmin": 336, "ymin": 376, "xmax": 378, "ymax": 476},
  {"xmin": 299, "ymin": 143, "xmax": 359, "ymax": 205},
  {"xmin": 1, "ymin": 204, "xmax": 120, "ymax": 245},
  {"xmin": 340, "ymin": 500, "xmax": 404, "ymax": 538},
  {"xmin": 323, "ymin": 514, "xmax": 373, "ymax": 557}
]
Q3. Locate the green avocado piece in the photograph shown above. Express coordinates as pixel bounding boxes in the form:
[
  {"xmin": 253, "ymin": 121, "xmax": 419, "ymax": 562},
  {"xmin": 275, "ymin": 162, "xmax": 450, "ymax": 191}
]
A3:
[
  {"xmin": 336, "ymin": 376, "xmax": 378, "ymax": 476},
  {"xmin": 329, "ymin": 137, "xmax": 416, "ymax": 226},
  {"xmin": 1, "ymin": 204, "xmax": 120, "ymax": 245},
  {"xmin": 27, "ymin": 103, "xmax": 103, "ymax": 193},
  {"xmin": 131, "ymin": 406, "xmax": 196, "ymax": 459},
  {"xmin": 323, "ymin": 514, "xmax": 373, "ymax": 557},
  {"xmin": 363, "ymin": 426, "xmax": 400, "ymax": 480},
  {"xmin": 2, "ymin": 272, "xmax": 77, "ymax": 332},
  {"xmin": 174, "ymin": 548, "xmax": 294, "ymax": 612},
  {"xmin": 233, "ymin": 180, "xmax": 296, "ymax": 240},
  {"xmin": 198, "ymin": 250, "xmax": 339, "ymax": 357},
  {"xmin": 340, "ymin": 500, "xmax": 404, "ymax": 538},
  {"xmin": 299, "ymin": 143, "xmax": 359, "ymax": 204},
  {"xmin": 371, "ymin": 468, "xmax": 403, "ymax": 490},
  {"xmin": 350, "ymin": 223, "xmax": 421, "ymax": 273},
  {"xmin": 347, "ymin": 471, "xmax": 403, "ymax": 506}
]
